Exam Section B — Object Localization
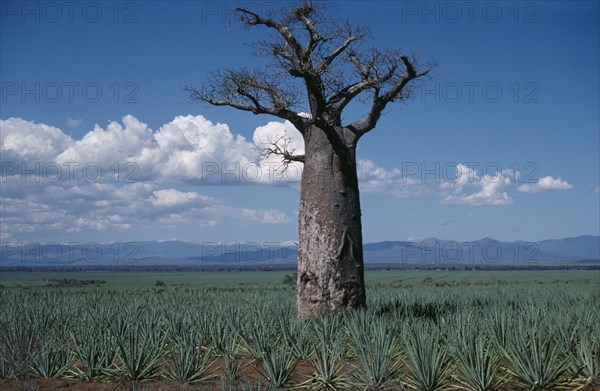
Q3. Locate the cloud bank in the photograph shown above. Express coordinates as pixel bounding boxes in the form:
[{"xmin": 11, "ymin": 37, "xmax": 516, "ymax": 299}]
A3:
[
  {"xmin": 0, "ymin": 115, "xmax": 296, "ymax": 241},
  {"xmin": 0, "ymin": 115, "xmax": 574, "ymax": 240}
]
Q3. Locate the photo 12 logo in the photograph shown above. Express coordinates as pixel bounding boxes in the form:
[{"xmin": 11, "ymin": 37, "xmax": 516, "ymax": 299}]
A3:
[
  {"xmin": 395, "ymin": 240, "xmax": 540, "ymax": 264},
  {"xmin": 399, "ymin": 1, "xmax": 540, "ymax": 24},
  {"xmin": 1, "ymin": 81, "xmax": 140, "ymax": 104},
  {"xmin": 1, "ymin": 161, "xmax": 139, "ymax": 183},
  {"xmin": 200, "ymin": 162, "xmax": 301, "ymax": 184},
  {"xmin": 399, "ymin": 161, "xmax": 539, "ymax": 184},
  {"xmin": 1, "ymin": 1, "xmax": 140, "ymax": 24},
  {"xmin": 197, "ymin": 241, "xmax": 298, "ymax": 263},
  {"xmin": 0, "ymin": 242, "xmax": 140, "ymax": 265},
  {"xmin": 417, "ymin": 81, "xmax": 540, "ymax": 104}
]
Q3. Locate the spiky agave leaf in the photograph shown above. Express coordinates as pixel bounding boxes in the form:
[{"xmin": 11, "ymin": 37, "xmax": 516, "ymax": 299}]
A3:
[
  {"xmin": 164, "ymin": 335, "xmax": 215, "ymax": 384},
  {"xmin": 300, "ymin": 324, "xmax": 354, "ymax": 390},
  {"xmin": 570, "ymin": 334, "xmax": 600, "ymax": 389},
  {"xmin": 67, "ymin": 328, "xmax": 114, "ymax": 381},
  {"xmin": 110, "ymin": 324, "xmax": 165, "ymax": 381},
  {"xmin": 255, "ymin": 348, "xmax": 298, "ymax": 390},
  {"xmin": 347, "ymin": 312, "xmax": 402, "ymax": 390},
  {"xmin": 280, "ymin": 318, "xmax": 313, "ymax": 361},
  {"xmin": 31, "ymin": 340, "xmax": 72, "ymax": 379},
  {"xmin": 239, "ymin": 313, "xmax": 280, "ymax": 360},
  {"xmin": 451, "ymin": 332, "xmax": 502, "ymax": 391},
  {"xmin": 403, "ymin": 330, "xmax": 451, "ymax": 391},
  {"xmin": 502, "ymin": 327, "xmax": 571, "ymax": 390}
]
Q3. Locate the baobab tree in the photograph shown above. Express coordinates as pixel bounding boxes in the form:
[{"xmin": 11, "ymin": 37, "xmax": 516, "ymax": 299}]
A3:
[{"xmin": 188, "ymin": 2, "xmax": 433, "ymax": 317}]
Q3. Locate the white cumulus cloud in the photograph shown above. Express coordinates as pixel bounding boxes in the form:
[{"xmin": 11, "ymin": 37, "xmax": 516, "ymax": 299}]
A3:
[
  {"xmin": 357, "ymin": 159, "xmax": 429, "ymax": 198},
  {"xmin": 151, "ymin": 189, "xmax": 215, "ymax": 208},
  {"xmin": 517, "ymin": 176, "xmax": 573, "ymax": 193},
  {"xmin": 0, "ymin": 115, "xmax": 300, "ymax": 241},
  {"xmin": 1, "ymin": 118, "xmax": 74, "ymax": 162},
  {"xmin": 1, "ymin": 115, "xmax": 305, "ymax": 186},
  {"xmin": 441, "ymin": 164, "xmax": 512, "ymax": 206}
]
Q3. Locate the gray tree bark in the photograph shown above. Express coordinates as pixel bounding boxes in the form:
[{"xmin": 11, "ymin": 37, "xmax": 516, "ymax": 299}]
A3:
[{"xmin": 297, "ymin": 126, "xmax": 365, "ymax": 317}]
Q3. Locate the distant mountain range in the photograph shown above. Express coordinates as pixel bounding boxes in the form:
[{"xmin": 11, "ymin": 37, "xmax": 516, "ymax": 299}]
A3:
[{"xmin": 1, "ymin": 236, "xmax": 598, "ymax": 266}]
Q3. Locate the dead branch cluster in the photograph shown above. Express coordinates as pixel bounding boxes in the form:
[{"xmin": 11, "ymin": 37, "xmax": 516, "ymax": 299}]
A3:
[{"xmin": 186, "ymin": 1, "xmax": 434, "ymax": 163}]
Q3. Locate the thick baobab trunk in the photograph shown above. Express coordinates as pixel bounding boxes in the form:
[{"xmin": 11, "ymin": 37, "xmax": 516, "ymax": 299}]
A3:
[{"xmin": 296, "ymin": 126, "xmax": 366, "ymax": 317}]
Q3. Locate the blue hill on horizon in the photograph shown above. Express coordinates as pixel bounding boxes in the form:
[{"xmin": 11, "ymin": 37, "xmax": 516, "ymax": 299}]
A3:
[{"xmin": 1, "ymin": 235, "xmax": 598, "ymax": 266}]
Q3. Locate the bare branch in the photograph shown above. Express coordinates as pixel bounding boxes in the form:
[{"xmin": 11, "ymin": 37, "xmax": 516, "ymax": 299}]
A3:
[
  {"xmin": 190, "ymin": 1, "xmax": 435, "ymax": 152},
  {"xmin": 316, "ymin": 23, "xmax": 366, "ymax": 74},
  {"xmin": 186, "ymin": 69, "xmax": 309, "ymax": 132},
  {"xmin": 236, "ymin": 7, "xmax": 304, "ymax": 61},
  {"xmin": 259, "ymin": 135, "xmax": 305, "ymax": 174},
  {"xmin": 296, "ymin": 5, "xmax": 324, "ymax": 59},
  {"xmin": 327, "ymin": 49, "xmax": 399, "ymax": 116},
  {"xmin": 346, "ymin": 55, "xmax": 435, "ymax": 137}
]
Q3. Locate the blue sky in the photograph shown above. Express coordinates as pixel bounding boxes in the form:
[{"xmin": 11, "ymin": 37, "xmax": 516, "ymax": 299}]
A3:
[{"xmin": 1, "ymin": 0, "xmax": 598, "ymax": 245}]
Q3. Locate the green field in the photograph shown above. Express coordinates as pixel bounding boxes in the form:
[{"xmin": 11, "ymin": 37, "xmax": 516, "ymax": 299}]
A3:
[
  {"xmin": 1, "ymin": 268, "xmax": 599, "ymax": 390},
  {"xmin": 0, "ymin": 269, "xmax": 289, "ymax": 289},
  {"xmin": 1, "ymin": 269, "xmax": 597, "ymax": 289}
]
